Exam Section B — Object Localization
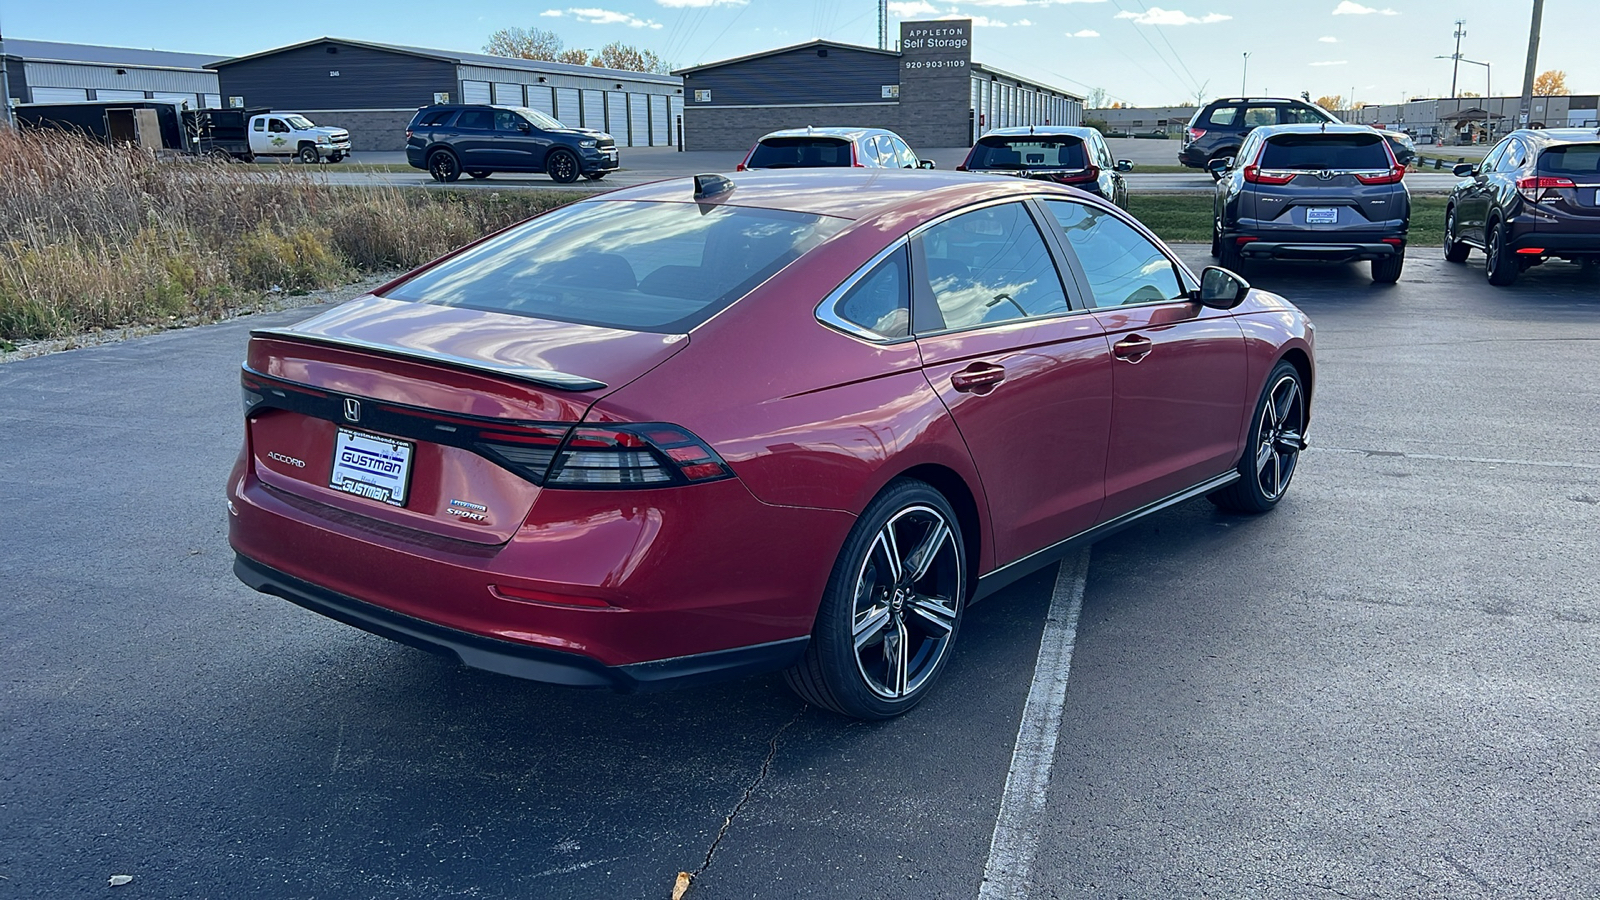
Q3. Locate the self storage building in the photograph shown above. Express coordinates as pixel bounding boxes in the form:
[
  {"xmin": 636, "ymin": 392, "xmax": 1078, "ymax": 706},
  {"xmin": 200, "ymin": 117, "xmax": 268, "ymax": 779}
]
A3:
[
  {"xmin": 2, "ymin": 39, "xmax": 221, "ymax": 109},
  {"xmin": 208, "ymin": 38, "xmax": 684, "ymax": 152},
  {"xmin": 677, "ymin": 19, "xmax": 1082, "ymax": 151}
]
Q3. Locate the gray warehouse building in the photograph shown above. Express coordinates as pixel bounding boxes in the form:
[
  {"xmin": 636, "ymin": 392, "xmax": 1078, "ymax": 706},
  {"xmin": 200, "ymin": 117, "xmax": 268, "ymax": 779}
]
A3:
[
  {"xmin": 678, "ymin": 19, "xmax": 1082, "ymax": 151},
  {"xmin": 2, "ymin": 39, "xmax": 220, "ymax": 109},
  {"xmin": 209, "ymin": 38, "xmax": 684, "ymax": 152}
]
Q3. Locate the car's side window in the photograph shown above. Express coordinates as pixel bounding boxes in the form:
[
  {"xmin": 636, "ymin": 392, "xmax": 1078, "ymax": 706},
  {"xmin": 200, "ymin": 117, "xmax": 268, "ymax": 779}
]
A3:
[
  {"xmin": 914, "ymin": 203, "xmax": 1070, "ymax": 331},
  {"xmin": 1500, "ymin": 139, "xmax": 1528, "ymax": 172},
  {"xmin": 874, "ymin": 136, "xmax": 896, "ymax": 167},
  {"xmin": 1479, "ymin": 139, "xmax": 1511, "ymax": 173},
  {"xmin": 1279, "ymin": 107, "xmax": 1321, "ymax": 125},
  {"xmin": 420, "ymin": 110, "xmax": 455, "ymax": 127},
  {"xmin": 829, "ymin": 245, "xmax": 910, "ymax": 339},
  {"xmin": 1045, "ymin": 201, "xmax": 1186, "ymax": 309},
  {"xmin": 252, "ymin": 119, "xmax": 265, "ymax": 132},
  {"xmin": 1208, "ymin": 106, "xmax": 1239, "ymax": 126},
  {"xmin": 456, "ymin": 109, "xmax": 492, "ymax": 130},
  {"xmin": 495, "ymin": 110, "xmax": 526, "ymax": 132},
  {"xmin": 1243, "ymin": 106, "xmax": 1278, "ymax": 128},
  {"xmin": 1235, "ymin": 133, "xmax": 1260, "ymax": 165},
  {"xmin": 891, "ymin": 137, "xmax": 918, "ymax": 168},
  {"xmin": 268, "ymin": 119, "xmax": 288, "ymax": 133}
]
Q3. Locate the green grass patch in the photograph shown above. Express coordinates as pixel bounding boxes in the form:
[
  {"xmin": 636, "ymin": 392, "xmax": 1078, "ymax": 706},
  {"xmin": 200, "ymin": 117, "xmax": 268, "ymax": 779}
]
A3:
[{"xmin": 1124, "ymin": 193, "xmax": 1448, "ymax": 246}]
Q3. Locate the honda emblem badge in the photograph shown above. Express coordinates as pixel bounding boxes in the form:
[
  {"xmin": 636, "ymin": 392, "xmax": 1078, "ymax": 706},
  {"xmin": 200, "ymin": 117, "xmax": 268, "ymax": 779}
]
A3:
[{"xmin": 344, "ymin": 398, "xmax": 361, "ymax": 422}]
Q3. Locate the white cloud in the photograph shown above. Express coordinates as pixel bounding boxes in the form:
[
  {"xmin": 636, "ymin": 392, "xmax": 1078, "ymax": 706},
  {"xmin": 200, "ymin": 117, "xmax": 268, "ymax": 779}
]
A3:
[
  {"xmin": 888, "ymin": 0, "xmax": 940, "ymax": 15},
  {"xmin": 559, "ymin": 6, "xmax": 664, "ymax": 27},
  {"xmin": 1333, "ymin": 1, "xmax": 1398, "ymax": 15},
  {"xmin": 1065, "ymin": 28, "xmax": 1100, "ymax": 37},
  {"xmin": 655, "ymin": 0, "xmax": 744, "ymax": 6},
  {"xmin": 1319, "ymin": 35, "xmax": 1339, "ymax": 42},
  {"xmin": 967, "ymin": 14, "xmax": 1009, "ymax": 27},
  {"xmin": 1310, "ymin": 60, "xmax": 1349, "ymax": 66},
  {"xmin": 1114, "ymin": 7, "xmax": 1231, "ymax": 25},
  {"xmin": 541, "ymin": 8, "xmax": 564, "ymax": 16},
  {"xmin": 1016, "ymin": 18, "xmax": 1033, "ymax": 25}
]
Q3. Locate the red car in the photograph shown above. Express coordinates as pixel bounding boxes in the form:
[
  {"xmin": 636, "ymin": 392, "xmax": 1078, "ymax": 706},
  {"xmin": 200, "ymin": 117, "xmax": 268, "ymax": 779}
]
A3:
[{"xmin": 229, "ymin": 170, "xmax": 1314, "ymax": 719}]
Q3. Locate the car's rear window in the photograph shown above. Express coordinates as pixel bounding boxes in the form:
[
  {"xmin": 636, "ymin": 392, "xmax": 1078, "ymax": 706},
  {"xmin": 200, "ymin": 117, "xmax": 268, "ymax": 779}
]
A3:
[
  {"xmin": 414, "ymin": 109, "xmax": 456, "ymax": 127},
  {"xmin": 383, "ymin": 200, "xmax": 848, "ymax": 333},
  {"xmin": 748, "ymin": 137, "xmax": 853, "ymax": 168},
  {"xmin": 1206, "ymin": 106, "xmax": 1239, "ymax": 126},
  {"xmin": 967, "ymin": 137, "xmax": 1086, "ymax": 170},
  {"xmin": 1539, "ymin": 144, "xmax": 1600, "ymax": 175},
  {"xmin": 1260, "ymin": 134, "xmax": 1391, "ymax": 170}
]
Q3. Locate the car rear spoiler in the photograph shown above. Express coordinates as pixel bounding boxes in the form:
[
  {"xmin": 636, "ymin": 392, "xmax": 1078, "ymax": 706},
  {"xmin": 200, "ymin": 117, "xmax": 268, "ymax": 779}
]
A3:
[{"xmin": 249, "ymin": 327, "xmax": 608, "ymax": 392}]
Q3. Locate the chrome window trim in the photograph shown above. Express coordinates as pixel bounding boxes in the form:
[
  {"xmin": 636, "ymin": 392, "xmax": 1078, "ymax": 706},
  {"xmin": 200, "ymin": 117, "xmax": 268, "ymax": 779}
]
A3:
[{"xmin": 814, "ymin": 237, "xmax": 916, "ymax": 344}]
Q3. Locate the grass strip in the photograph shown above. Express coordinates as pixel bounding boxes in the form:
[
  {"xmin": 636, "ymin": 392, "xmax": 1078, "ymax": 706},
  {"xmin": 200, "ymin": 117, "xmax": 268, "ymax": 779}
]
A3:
[{"xmin": 1126, "ymin": 193, "xmax": 1447, "ymax": 247}]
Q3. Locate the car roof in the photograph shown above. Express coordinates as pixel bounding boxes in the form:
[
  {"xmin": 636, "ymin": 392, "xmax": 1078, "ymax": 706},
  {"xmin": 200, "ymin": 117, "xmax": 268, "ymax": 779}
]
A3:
[
  {"xmin": 1250, "ymin": 123, "xmax": 1383, "ymax": 138},
  {"xmin": 758, "ymin": 126, "xmax": 896, "ymax": 141},
  {"xmin": 1513, "ymin": 127, "xmax": 1600, "ymax": 146},
  {"xmin": 592, "ymin": 169, "xmax": 1090, "ymax": 221},
  {"xmin": 1206, "ymin": 97, "xmax": 1319, "ymax": 106},
  {"xmin": 979, "ymin": 126, "xmax": 1098, "ymax": 140}
]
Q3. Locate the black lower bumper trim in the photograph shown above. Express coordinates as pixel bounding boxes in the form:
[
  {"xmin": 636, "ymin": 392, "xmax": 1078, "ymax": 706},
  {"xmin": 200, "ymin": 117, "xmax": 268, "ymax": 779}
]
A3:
[
  {"xmin": 1241, "ymin": 240, "xmax": 1400, "ymax": 262},
  {"xmin": 233, "ymin": 555, "xmax": 808, "ymax": 692}
]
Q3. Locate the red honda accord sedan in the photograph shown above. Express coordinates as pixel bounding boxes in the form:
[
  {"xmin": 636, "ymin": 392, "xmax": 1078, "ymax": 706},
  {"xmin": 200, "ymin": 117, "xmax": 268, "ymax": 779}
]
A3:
[{"xmin": 229, "ymin": 169, "xmax": 1314, "ymax": 719}]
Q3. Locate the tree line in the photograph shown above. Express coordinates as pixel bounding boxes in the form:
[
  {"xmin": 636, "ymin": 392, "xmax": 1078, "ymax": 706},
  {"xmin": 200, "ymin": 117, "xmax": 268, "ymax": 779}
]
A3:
[{"xmin": 483, "ymin": 27, "xmax": 671, "ymax": 75}]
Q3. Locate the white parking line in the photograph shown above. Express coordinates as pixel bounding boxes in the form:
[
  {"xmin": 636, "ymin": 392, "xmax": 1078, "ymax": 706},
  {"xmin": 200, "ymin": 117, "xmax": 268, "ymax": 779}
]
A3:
[{"xmin": 977, "ymin": 548, "xmax": 1091, "ymax": 900}]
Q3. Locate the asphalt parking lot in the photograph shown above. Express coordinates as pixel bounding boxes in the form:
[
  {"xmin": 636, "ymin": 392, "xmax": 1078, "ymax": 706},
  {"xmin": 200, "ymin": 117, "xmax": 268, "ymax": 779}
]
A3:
[{"xmin": 2, "ymin": 246, "xmax": 1597, "ymax": 899}]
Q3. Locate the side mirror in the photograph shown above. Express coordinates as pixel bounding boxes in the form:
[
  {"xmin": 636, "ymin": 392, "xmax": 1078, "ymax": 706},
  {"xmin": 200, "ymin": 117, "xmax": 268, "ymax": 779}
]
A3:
[
  {"xmin": 1196, "ymin": 266, "xmax": 1250, "ymax": 309},
  {"xmin": 518, "ymin": 122, "xmax": 532, "ymax": 133},
  {"xmin": 1114, "ymin": 159, "xmax": 1134, "ymax": 172},
  {"xmin": 1207, "ymin": 157, "xmax": 1233, "ymax": 181},
  {"xmin": 1452, "ymin": 162, "xmax": 1475, "ymax": 177},
  {"xmin": 919, "ymin": 159, "xmax": 937, "ymax": 169}
]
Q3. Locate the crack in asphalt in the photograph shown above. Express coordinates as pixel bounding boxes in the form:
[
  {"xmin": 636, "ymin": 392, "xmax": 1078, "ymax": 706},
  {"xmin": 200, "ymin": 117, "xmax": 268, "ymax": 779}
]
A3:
[{"xmin": 685, "ymin": 705, "xmax": 807, "ymax": 891}]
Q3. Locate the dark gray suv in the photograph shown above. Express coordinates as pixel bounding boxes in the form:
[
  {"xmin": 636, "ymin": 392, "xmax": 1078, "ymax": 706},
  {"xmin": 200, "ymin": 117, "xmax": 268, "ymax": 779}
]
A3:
[
  {"xmin": 1210, "ymin": 124, "xmax": 1410, "ymax": 283},
  {"xmin": 1181, "ymin": 97, "xmax": 1340, "ymax": 169},
  {"xmin": 405, "ymin": 105, "xmax": 618, "ymax": 184}
]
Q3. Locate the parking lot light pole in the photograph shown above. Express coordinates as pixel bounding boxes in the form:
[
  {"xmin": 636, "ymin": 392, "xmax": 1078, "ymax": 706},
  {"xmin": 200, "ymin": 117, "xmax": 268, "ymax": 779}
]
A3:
[
  {"xmin": 1240, "ymin": 52, "xmax": 1249, "ymax": 95},
  {"xmin": 1516, "ymin": 0, "xmax": 1544, "ymax": 128}
]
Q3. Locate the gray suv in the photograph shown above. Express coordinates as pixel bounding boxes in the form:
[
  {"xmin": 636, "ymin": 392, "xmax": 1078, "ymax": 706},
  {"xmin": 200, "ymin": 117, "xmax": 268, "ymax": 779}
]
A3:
[
  {"xmin": 1210, "ymin": 124, "xmax": 1410, "ymax": 283},
  {"xmin": 1181, "ymin": 97, "xmax": 1340, "ymax": 169}
]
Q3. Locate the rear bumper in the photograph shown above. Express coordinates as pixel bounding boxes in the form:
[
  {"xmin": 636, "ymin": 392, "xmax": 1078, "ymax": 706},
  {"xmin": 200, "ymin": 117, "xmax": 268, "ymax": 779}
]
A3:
[
  {"xmin": 1239, "ymin": 240, "xmax": 1402, "ymax": 262},
  {"xmin": 235, "ymin": 554, "xmax": 807, "ymax": 691},
  {"xmin": 1510, "ymin": 232, "xmax": 1600, "ymax": 256}
]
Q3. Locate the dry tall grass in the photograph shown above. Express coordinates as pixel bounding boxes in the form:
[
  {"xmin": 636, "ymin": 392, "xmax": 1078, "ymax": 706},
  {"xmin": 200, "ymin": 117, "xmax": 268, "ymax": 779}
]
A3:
[{"xmin": 0, "ymin": 128, "xmax": 577, "ymax": 342}]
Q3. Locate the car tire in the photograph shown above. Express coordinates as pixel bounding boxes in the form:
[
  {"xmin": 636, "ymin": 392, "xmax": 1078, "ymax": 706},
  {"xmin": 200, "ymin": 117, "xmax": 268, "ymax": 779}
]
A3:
[
  {"xmin": 585, "ymin": 172, "xmax": 607, "ymax": 181},
  {"xmin": 1485, "ymin": 218, "xmax": 1518, "ymax": 286},
  {"xmin": 468, "ymin": 171, "xmax": 492, "ymax": 179},
  {"xmin": 297, "ymin": 146, "xmax": 320, "ymax": 165},
  {"xmin": 1208, "ymin": 361, "xmax": 1306, "ymax": 515},
  {"xmin": 784, "ymin": 479, "xmax": 966, "ymax": 720},
  {"xmin": 428, "ymin": 150, "xmax": 462, "ymax": 183},
  {"xmin": 1371, "ymin": 252, "xmax": 1404, "ymax": 284},
  {"xmin": 1220, "ymin": 233, "xmax": 1244, "ymax": 271},
  {"xmin": 1210, "ymin": 219, "xmax": 1222, "ymax": 258},
  {"xmin": 1443, "ymin": 206, "xmax": 1470, "ymax": 263},
  {"xmin": 1582, "ymin": 258, "xmax": 1600, "ymax": 279},
  {"xmin": 546, "ymin": 150, "xmax": 580, "ymax": 184}
]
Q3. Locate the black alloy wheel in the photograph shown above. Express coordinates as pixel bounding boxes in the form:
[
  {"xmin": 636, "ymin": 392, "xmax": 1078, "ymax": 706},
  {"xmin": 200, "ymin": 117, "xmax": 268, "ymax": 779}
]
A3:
[
  {"xmin": 428, "ymin": 150, "xmax": 461, "ymax": 183},
  {"xmin": 1209, "ymin": 361, "xmax": 1306, "ymax": 514},
  {"xmin": 546, "ymin": 150, "xmax": 580, "ymax": 184},
  {"xmin": 1443, "ymin": 206, "xmax": 1471, "ymax": 263},
  {"xmin": 1485, "ymin": 218, "xmax": 1519, "ymax": 286},
  {"xmin": 785, "ymin": 480, "xmax": 966, "ymax": 720},
  {"xmin": 297, "ymin": 145, "xmax": 320, "ymax": 165}
]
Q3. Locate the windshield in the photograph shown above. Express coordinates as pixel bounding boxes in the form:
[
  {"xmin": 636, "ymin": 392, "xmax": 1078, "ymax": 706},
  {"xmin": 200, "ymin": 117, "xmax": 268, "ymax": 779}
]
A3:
[
  {"xmin": 383, "ymin": 201, "xmax": 848, "ymax": 332},
  {"xmin": 284, "ymin": 115, "xmax": 316, "ymax": 130},
  {"xmin": 1538, "ymin": 144, "xmax": 1600, "ymax": 176},
  {"xmin": 514, "ymin": 107, "xmax": 567, "ymax": 131},
  {"xmin": 1259, "ymin": 133, "xmax": 1390, "ymax": 170},
  {"xmin": 967, "ymin": 137, "xmax": 1087, "ymax": 170},
  {"xmin": 748, "ymin": 137, "xmax": 853, "ymax": 168}
]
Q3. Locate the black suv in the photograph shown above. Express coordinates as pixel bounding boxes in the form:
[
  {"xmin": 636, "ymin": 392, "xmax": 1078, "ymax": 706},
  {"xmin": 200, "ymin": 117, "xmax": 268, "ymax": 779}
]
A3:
[
  {"xmin": 957, "ymin": 125, "xmax": 1134, "ymax": 208},
  {"xmin": 405, "ymin": 105, "xmax": 619, "ymax": 184},
  {"xmin": 1181, "ymin": 97, "xmax": 1340, "ymax": 169},
  {"xmin": 1443, "ymin": 128, "xmax": 1600, "ymax": 286},
  {"xmin": 1211, "ymin": 124, "xmax": 1410, "ymax": 283}
]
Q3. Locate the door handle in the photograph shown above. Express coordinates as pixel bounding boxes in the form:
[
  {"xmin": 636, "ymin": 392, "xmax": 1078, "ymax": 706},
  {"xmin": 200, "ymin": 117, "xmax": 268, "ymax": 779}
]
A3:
[
  {"xmin": 951, "ymin": 363, "xmax": 1006, "ymax": 393},
  {"xmin": 1113, "ymin": 335, "xmax": 1153, "ymax": 363}
]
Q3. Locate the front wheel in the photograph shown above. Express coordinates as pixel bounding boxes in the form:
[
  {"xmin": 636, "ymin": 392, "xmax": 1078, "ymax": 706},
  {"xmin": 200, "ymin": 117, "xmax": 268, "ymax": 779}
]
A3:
[
  {"xmin": 785, "ymin": 480, "xmax": 966, "ymax": 720},
  {"xmin": 1443, "ymin": 206, "xmax": 1470, "ymax": 263},
  {"xmin": 546, "ymin": 149, "xmax": 580, "ymax": 184},
  {"xmin": 1485, "ymin": 219, "xmax": 1518, "ymax": 286},
  {"xmin": 297, "ymin": 145, "xmax": 320, "ymax": 164},
  {"xmin": 1209, "ymin": 361, "xmax": 1307, "ymax": 514},
  {"xmin": 428, "ymin": 150, "xmax": 461, "ymax": 183},
  {"xmin": 1371, "ymin": 252, "xmax": 1404, "ymax": 284}
]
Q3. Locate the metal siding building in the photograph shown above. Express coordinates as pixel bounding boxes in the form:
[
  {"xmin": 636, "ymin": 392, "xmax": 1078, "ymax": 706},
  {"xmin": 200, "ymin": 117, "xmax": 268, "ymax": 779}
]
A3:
[
  {"xmin": 210, "ymin": 38, "xmax": 683, "ymax": 152},
  {"xmin": 2, "ymin": 39, "xmax": 221, "ymax": 109},
  {"xmin": 678, "ymin": 22, "xmax": 1081, "ymax": 151}
]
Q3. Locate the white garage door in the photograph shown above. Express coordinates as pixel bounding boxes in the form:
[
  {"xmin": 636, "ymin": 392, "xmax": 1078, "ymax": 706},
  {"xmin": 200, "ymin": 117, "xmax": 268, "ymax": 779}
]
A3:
[
  {"xmin": 462, "ymin": 81, "xmax": 492, "ymax": 104},
  {"xmin": 96, "ymin": 90, "xmax": 146, "ymax": 102},
  {"xmin": 152, "ymin": 92, "xmax": 196, "ymax": 109},
  {"xmin": 526, "ymin": 85, "xmax": 556, "ymax": 118},
  {"xmin": 31, "ymin": 87, "xmax": 89, "ymax": 103},
  {"xmin": 204, "ymin": 94, "xmax": 222, "ymax": 109},
  {"xmin": 606, "ymin": 92, "xmax": 627, "ymax": 143},
  {"xmin": 493, "ymin": 82, "xmax": 522, "ymax": 105},
  {"xmin": 628, "ymin": 94, "xmax": 649, "ymax": 146},
  {"xmin": 580, "ymin": 90, "xmax": 604, "ymax": 130},
  {"xmin": 554, "ymin": 87, "xmax": 579, "ymax": 124},
  {"xmin": 650, "ymin": 95, "xmax": 669, "ymax": 145}
]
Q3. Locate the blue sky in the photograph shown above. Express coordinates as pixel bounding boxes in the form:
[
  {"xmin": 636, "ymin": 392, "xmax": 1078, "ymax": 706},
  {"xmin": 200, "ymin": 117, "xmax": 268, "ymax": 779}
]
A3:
[{"xmin": 4, "ymin": 0, "xmax": 1593, "ymax": 106}]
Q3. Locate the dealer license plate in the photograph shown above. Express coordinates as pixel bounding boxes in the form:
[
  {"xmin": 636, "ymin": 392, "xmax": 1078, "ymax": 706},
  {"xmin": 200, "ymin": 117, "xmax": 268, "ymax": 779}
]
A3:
[
  {"xmin": 329, "ymin": 428, "xmax": 413, "ymax": 507},
  {"xmin": 1306, "ymin": 207, "xmax": 1339, "ymax": 224}
]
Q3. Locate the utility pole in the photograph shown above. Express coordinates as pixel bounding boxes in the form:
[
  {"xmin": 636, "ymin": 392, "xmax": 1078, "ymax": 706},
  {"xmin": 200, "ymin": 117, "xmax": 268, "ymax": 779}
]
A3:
[
  {"xmin": 1449, "ymin": 19, "xmax": 1466, "ymax": 98},
  {"xmin": 1240, "ymin": 52, "xmax": 1249, "ymax": 96},
  {"xmin": 1517, "ymin": 0, "xmax": 1544, "ymax": 128}
]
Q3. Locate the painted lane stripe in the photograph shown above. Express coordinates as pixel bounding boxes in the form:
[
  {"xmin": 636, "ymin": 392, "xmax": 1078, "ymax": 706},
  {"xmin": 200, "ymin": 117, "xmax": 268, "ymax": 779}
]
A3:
[
  {"xmin": 1314, "ymin": 446, "xmax": 1600, "ymax": 471},
  {"xmin": 977, "ymin": 548, "xmax": 1091, "ymax": 900}
]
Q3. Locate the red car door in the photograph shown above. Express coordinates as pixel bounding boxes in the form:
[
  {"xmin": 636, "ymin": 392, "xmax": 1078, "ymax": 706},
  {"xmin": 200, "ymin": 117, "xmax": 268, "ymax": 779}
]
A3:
[
  {"xmin": 1040, "ymin": 199, "xmax": 1248, "ymax": 518},
  {"xmin": 911, "ymin": 201, "xmax": 1114, "ymax": 568}
]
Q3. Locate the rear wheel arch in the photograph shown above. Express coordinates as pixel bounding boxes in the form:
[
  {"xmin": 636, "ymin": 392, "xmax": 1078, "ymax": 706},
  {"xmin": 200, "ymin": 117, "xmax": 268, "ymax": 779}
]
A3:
[{"xmin": 896, "ymin": 464, "xmax": 984, "ymax": 597}]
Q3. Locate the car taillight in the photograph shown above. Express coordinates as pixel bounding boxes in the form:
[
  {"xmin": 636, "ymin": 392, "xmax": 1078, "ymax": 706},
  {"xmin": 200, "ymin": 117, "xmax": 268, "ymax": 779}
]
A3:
[
  {"xmin": 1354, "ymin": 166, "xmax": 1406, "ymax": 185},
  {"xmin": 1517, "ymin": 175, "xmax": 1576, "ymax": 202},
  {"xmin": 1186, "ymin": 127, "xmax": 1206, "ymax": 143},
  {"xmin": 546, "ymin": 424, "xmax": 732, "ymax": 488},
  {"xmin": 405, "ymin": 129, "xmax": 413, "ymax": 140},
  {"xmin": 1058, "ymin": 165, "xmax": 1101, "ymax": 184},
  {"xmin": 737, "ymin": 144, "xmax": 756, "ymax": 172},
  {"xmin": 955, "ymin": 163, "xmax": 967, "ymax": 171},
  {"xmin": 474, "ymin": 425, "xmax": 573, "ymax": 484},
  {"xmin": 1243, "ymin": 165, "xmax": 1296, "ymax": 185}
]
